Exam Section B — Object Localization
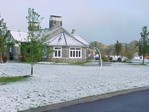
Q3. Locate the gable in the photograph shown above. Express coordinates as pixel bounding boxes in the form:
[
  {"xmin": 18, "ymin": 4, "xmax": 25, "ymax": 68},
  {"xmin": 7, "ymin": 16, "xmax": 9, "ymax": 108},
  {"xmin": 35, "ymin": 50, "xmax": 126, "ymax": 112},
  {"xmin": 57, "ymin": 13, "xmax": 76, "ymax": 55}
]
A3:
[{"xmin": 45, "ymin": 27, "xmax": 89, "ymax": 47}]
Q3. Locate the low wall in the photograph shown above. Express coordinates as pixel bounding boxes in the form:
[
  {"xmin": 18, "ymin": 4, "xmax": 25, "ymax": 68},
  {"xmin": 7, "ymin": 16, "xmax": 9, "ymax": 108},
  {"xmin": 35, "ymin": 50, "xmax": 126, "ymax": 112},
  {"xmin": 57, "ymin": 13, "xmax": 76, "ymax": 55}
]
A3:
[{"xmin": 49, "ymin": 57, "xmax": 87, "ymax": 63}]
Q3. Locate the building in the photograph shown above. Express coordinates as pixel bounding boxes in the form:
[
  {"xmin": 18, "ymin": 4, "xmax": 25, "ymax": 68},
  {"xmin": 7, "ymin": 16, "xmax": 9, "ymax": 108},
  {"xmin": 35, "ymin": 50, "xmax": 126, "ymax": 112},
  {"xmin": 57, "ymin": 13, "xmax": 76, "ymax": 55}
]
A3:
[
  {"xmin": 44, "ymin": 26, "xmax": 89, "ymax": 63},
  {"xmin": 6, "ymin": 30, "xmax": 28, "ymax": 60},
  {"xmin": 6, "ymin": 15, "xmax": 89, "ymax": 63}
]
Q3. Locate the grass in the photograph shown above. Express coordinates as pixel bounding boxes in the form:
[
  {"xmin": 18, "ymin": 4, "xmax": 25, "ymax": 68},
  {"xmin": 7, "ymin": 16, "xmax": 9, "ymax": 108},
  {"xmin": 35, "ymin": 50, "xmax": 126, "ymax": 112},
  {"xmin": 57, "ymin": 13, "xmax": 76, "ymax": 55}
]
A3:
[
  {"xmin": 128, "ymin": 62, "xmax": 148, "ymax": 66},
  {"xmin": 0, "ymin": 76, "xmax": 29, "ymax": 84},
  {"xmin": 69, "ymin": 59, "xmax": 93, "ymax": 65},
  {"xmin": 70, "ymin": 61, "xmax": 86, "ymax": 65},
  {"xmin": 69, "ymin": 61, "xmax": 91, "ymax": 65}
]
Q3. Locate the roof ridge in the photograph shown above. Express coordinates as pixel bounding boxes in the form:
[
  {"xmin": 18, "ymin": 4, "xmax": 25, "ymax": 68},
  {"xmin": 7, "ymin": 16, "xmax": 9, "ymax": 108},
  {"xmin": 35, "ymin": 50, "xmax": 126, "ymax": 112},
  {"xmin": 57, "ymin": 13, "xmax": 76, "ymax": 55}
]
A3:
[
  {"xmin": 61, "ymin": 27, "xmax": 88, "ymax": 46},
  {"xmin": 9, "ymin": 30, "xmax": 27, "ymax": 33}
]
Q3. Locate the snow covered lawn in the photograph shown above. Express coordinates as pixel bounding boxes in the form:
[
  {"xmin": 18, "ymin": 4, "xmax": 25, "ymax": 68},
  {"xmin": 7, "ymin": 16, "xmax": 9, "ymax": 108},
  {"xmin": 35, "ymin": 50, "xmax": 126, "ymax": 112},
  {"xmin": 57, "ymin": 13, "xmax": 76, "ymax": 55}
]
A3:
[{"xmin": 0, "ymin": 62, "xmax": 149, "ymax": 111}]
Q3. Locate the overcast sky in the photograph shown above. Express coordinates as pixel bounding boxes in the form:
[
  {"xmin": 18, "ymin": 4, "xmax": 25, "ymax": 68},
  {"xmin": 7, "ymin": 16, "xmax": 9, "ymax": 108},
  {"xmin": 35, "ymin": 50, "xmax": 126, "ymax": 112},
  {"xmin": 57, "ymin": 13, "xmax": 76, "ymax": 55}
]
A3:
[{"xmin": 0, "ymin": 0, "xmax": 149, "ymax": 45}]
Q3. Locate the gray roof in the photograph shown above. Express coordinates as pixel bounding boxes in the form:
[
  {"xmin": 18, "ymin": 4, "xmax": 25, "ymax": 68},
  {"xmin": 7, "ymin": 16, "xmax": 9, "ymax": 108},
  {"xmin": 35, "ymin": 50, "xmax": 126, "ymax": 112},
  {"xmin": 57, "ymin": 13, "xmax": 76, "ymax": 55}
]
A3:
[
  {"xmin": 9, "ymin": 29, "xmax": 49, "ymax": 42},
  {"xmin": 45, "ymin": 27, "xmax": 89, "ymax": 47},
  {"xmin": 8, "ymin": 27, "xmax": 89, "ymax": 47},
  {"xmin": 10, "ymin": 30, "xmax": 28, "ymax": 42}
]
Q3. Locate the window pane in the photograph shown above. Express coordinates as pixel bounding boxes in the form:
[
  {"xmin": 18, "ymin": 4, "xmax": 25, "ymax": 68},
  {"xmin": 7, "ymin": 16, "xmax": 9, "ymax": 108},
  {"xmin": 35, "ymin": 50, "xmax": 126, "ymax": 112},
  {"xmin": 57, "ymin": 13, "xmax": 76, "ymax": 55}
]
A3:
[
  {"xmin": 70, "ymin": 51, "xmax": 72, "ymax": 57},
  {"xmin": 79, "ymin": 51, "xmax": 81, "ymax": 57},
  {"xmin": 55, "ymin": 47, "xmax": 61, "ymax": 50},
  {"xmin": 58, "ymin": 51, "xmax": 61, "ymax": 57},
  {"xmin": 76, "ymin": 48, "xmax": 81, "ymax": 50},
  {"xmin": 76, "ymin": 51, "xmax": 78, "ymax": 57},
  {"xmin": 55, "ymin": 51, "xmax": 57, "ymax": 57},
  {"xmin": 73, "ymin": 51, "xmax": 75, "ymax": 57},
  {"xmin": 70, "ymin": 48, "xmax": 75, "ymax": 50}
]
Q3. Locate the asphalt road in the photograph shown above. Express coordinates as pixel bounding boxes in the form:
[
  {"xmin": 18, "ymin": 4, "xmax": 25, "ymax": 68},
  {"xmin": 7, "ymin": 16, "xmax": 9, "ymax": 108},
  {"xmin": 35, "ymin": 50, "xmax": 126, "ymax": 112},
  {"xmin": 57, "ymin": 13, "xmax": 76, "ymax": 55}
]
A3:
[{"xmin": 46, "ymin": 89, "xmax": 149, "ymax": 112}]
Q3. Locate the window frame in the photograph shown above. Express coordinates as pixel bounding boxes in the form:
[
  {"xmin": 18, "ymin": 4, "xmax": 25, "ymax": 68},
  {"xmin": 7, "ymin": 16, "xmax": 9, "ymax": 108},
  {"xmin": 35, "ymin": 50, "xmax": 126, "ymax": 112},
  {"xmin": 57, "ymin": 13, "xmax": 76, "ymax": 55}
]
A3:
[
  {"xmin": 69, "ymin": 47, "xmax": 82, "ymax": 58},
  {"xmin": 53, "ymin": 47, "xmax": 62, "ymax": 58}
]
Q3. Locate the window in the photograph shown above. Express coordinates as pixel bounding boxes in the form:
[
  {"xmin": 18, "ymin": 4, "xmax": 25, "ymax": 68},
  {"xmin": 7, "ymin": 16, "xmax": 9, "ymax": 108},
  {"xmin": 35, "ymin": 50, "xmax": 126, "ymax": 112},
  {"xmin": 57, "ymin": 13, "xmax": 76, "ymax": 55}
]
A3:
[
  {"xmin": 69, "ymin": 48, "xmax": 82, "ymax": 58},
  {"xmin": 53, "ymin": 47, "xmax": 62, "ymax": 58}
]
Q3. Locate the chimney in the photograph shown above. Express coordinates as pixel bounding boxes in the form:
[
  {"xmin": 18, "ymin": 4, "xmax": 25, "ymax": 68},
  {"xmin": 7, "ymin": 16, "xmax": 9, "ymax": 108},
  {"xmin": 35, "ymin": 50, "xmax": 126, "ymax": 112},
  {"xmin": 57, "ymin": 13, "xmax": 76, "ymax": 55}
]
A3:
[{"xmin": 49, "ymin": 15, "xmax": 62, "ymax": 30}]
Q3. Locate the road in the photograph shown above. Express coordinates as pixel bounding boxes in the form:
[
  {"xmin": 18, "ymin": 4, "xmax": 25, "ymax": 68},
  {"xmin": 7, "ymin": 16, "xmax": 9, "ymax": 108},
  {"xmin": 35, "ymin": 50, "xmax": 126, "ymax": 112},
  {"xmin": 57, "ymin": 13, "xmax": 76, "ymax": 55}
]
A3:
[{"xmin": 46, "ymin": 89, "xmax": 149, "ymax": 112}]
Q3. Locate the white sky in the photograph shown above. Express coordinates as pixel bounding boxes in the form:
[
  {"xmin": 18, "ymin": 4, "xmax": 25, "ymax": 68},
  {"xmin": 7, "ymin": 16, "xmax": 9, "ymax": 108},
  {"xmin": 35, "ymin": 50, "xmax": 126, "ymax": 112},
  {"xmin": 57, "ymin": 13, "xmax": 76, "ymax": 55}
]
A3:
[{"xmin": 0, "ymin": 0, "xmax": 149, "ymax": 44}]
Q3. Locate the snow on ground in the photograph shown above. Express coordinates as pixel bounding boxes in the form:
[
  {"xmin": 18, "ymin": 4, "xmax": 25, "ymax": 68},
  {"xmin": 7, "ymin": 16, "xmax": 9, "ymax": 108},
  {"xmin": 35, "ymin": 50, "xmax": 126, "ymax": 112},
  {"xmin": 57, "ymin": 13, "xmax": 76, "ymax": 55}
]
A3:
[{"xmin": 0, "ymin": 62, "xmax": 149, "ymax": 111}]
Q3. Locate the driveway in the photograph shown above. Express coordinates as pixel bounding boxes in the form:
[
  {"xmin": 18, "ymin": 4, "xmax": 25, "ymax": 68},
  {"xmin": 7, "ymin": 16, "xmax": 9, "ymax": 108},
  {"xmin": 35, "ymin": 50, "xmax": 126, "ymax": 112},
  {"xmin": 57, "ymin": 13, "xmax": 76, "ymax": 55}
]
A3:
[{"xmin": 47, "ymin": 89, "xmax": 149, "ymax": 112}]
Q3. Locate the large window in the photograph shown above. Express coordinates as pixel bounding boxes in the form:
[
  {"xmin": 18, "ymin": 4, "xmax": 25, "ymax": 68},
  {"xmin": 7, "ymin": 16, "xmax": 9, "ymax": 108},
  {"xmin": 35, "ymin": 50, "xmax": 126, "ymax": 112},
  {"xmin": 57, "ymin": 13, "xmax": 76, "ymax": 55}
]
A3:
[
  {"xmin": 53, "ymin": 47, "xmax": 62, "ymax": 58},
  {"xmin": 69, "ymin": 48, "xmax": 82, "ymax": 58}
]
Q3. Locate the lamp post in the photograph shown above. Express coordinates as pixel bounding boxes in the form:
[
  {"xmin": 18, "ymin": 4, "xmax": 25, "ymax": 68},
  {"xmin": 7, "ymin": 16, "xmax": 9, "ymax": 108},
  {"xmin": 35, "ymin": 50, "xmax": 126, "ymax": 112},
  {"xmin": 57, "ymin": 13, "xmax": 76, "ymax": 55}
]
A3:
[{"xmin": 94, "ymin": 47, "xmax": 102, "ymax": 67}]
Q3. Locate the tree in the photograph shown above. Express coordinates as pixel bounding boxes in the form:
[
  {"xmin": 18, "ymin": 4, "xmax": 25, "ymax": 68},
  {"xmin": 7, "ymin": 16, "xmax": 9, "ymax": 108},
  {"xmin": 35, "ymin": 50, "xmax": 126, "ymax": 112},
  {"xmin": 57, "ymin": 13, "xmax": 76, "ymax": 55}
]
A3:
[
  {"xmin": 106, "ymin": 45, "xmax": 115, "ymax": 56},
  {"xmin": 0, "ymin": 15, "xmax": 7, "ymax": 63},
  {"xmin": 123, "ymin": 43, "xmax": 133, "ymax": 60},
  {"xmin": 114, "ymin": 40, "xmax": 122, "ymax": 56},
  {"xmin": 123, "ymin": 41, "xmax": 138, "ymax": 60},
  {"xmin": 90, "ymin": 41, "xmax": 102, "ymax": 52},
  {"xmin": 23, "ymin": 8, "xmax": 50, "ymax": 75},
  {"xmin": 90, "ymin": 41, "xmax": 103, "ymax": 65},
  {"xmin": 138, "ymin": 26, "xmax": 149, "ymax": 64},
  {"xmin": 90, "ymin": 41, "xmax": 102, "ymax": 57}
]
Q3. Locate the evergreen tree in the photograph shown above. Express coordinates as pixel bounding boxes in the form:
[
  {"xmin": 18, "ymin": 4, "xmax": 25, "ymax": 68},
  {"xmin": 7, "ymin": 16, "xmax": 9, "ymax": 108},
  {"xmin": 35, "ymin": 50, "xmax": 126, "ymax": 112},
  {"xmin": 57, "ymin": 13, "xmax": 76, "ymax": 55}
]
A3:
[
  {"xmin": 0, "ymin": 15, "xmax": 7, "ymax": 63},
  {"xmin": 114, "ymin": 40, "xmax": 122, "ymax": 56},
  {"xmin": 138, "ymin": 26, "xmax": 149, "ymax": 64}
]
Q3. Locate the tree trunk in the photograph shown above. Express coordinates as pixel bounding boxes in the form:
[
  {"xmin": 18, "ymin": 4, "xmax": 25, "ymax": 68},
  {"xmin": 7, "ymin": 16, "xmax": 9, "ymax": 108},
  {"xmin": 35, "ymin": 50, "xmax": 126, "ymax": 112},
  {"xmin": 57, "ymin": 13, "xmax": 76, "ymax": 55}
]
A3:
[
  {"xmin": 142, "ymin": 56, "xmax": 145, "ymax": 65},
  {"xmin": 116, "ymin": 50, "xmax": 118, "ymax": 57},
  {"xmin": 31, "ymin": 64, "xmax": 34, "ymax": 75},
  {"xmin": 0, "ymin": 53, "xmax": 3, "ymax": 63}
]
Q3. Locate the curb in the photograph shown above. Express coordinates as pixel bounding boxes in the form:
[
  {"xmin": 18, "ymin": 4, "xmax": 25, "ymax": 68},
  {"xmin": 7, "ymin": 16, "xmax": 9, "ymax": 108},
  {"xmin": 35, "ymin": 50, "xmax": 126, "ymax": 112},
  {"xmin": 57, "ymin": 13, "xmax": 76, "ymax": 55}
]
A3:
[{"xmin": 22, "ymin": 86, "xmax": 149, "ymax": 112}]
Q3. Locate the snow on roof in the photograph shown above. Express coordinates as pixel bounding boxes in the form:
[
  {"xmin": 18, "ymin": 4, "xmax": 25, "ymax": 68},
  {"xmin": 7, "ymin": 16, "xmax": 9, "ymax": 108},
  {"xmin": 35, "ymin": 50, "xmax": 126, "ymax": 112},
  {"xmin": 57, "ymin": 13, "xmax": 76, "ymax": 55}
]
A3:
[
  {"xmin": 47, "ymin": 32, "xmax": 88, "ymax": 46},
  {"xmin": 10, "ymin": 30, "xmax": 28, "ymax": 42},
  {"xmin": 74, "ymin": 35, "xmax": 89, "ymax": 46},
  {"xmin": 46, "ymin": 27, "xmax": 89, "ymax": 47},
  {"xmin": 9, "ymin": 28, "xmax": 89, "ymax": 47}
]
